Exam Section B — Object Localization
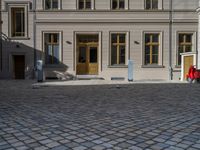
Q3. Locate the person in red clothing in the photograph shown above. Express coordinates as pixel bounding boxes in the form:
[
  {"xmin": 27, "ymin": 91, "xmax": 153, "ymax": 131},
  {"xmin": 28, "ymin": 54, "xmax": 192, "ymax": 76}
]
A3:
[{"xmin": 186, "ymin": 65, "xmax": 196, "ymax": 83}]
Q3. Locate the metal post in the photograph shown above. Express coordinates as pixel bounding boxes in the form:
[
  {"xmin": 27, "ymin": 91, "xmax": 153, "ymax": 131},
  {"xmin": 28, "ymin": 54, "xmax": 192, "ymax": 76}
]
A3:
[{"xmin": 33, "ymin": 0, "xmax": 36, "ymax": 77}]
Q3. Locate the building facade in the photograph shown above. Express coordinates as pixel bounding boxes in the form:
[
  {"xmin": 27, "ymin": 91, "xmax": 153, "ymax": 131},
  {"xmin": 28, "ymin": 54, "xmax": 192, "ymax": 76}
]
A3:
[{"xmin": 0, "ymin": 0, "xmax": 199, "ymax": 80}]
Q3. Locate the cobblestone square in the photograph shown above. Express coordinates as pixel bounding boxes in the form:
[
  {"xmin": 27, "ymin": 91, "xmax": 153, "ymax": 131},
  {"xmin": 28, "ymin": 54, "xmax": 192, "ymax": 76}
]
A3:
[{"xmin": 0, "ymin": 81, "xmax": 200, "ymax": 150}]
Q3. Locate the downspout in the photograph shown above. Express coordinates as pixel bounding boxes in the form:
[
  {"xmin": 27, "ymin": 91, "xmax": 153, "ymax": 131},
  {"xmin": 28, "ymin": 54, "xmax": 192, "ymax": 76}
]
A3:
[
  {"xmin": 0, "ymin": 2, "xmax": 2, "ymax": 71},
  {"xmin": 169, "ymin": 0, "xmax": 173, "ymax": 80},
  {"xmin": 33, "ymin": 0, "xmax": 36, "ymax": 77}
]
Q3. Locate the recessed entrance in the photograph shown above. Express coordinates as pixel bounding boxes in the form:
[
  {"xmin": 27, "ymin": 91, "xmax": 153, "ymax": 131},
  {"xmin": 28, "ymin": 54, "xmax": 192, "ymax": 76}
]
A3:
[
  {"xmin": 76, "ymin": 34, "xmax": 99, "ymax": 75},
  {"xmin": 13, "ymin": 55, "xmax": 25, "ymax": 79}
]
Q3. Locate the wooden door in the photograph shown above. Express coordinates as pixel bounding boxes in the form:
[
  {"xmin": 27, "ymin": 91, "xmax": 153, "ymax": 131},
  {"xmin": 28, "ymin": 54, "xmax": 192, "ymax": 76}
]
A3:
[
  {"xmin": 77, "ymin": 45, "xmax": 98, "ymax": 75},
  {"xmin": 13, "ymin": 55, "xmax": 25, "ymax": 79},
  {"xmin": 184, "ymin": 56, "xmax": 193, "ymax": 80}
]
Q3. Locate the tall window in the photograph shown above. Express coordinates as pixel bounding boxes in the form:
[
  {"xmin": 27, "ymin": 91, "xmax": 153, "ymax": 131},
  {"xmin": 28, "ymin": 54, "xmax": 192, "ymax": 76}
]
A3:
[
  {"xmin": 112, "ymin": 0, "xmax": 125, "ymax": 10},
  {"xmin": 111, "ymin": 33, "xmax": 126, "ymax": 65},
  {"xmin": 144, "ymin": 33, "xmax": 159, "ymax": 65},
  {"xmin": 11, "ymin": 7, "xmax": 25, "ymax": 37},
  {"xmin": 177, "ymin": 33, "xmax": 193, "ymax": 66},
  {"xmin": 44, "ymin": 0, "xmax": 60, "ymax": 10},
  {"xmin": 44, "ymin": 33, "xmax": 60, "ymax": 64},
  {"xmin": 78, "ymin": 0, "xmax": 92, "ymax": 10},
  {"xmin": 145, "ymin": 0, "xmax": 158, "ymax": 10}
]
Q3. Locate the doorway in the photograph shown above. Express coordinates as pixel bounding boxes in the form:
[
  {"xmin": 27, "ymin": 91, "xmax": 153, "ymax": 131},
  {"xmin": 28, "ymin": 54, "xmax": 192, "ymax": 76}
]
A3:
[
  {"xmin": 13, "ymin": 55, "xmax": 25, "ymax": 79},
  {"xmin": 76, "ymin": 34, "xmax": 99, "ymax": 75}
]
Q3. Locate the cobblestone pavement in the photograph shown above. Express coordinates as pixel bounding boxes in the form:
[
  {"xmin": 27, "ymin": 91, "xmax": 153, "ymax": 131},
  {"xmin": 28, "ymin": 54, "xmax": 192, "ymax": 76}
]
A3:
[{"xmin": 0, "ymin": 80, "xmax": 200, "ymax": 150}]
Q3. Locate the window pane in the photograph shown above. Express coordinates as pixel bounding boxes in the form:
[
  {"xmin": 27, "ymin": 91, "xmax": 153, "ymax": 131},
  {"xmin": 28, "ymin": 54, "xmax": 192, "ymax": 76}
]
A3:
[
  {"xmin": 152, "ymin": 34, "xmax": 159, "ymax": 43},
  {"xmin": 111, "ymin": 34, "xmax": 117, "ymax": 43},
  {"xmin": 52, "ymin": 0, "xmax": 58, "ymax": 9},
  {"xmin": 152, "ymin": 45, "xmax": 158, "ymax": 55},
  {"xmin": 90, "ymin": 47, "xmax": 97, "ymax": 63},
  {"xmin": 46, "ymin": 45, "xmax": 52, "ymax": 64},
  {"xmin": 86, "ymin": 0, "xmax": 91, "ymax": 9},
  {"xmin": 145, "ymin": 54, "xmax": 150, "ymax": 64},
  {"xmin": 119, "ymin": 46, "xmax": 125, "ymax": 64},
  {"xmin": 145, "ymin": 45, "xmax": 150, "ymax": 64},
  {"xmin": 112, "ymin": 0, "xmax": 118, "ymax": 9},
  {"xmin": 79, "ymin": 47, "xmax": 86, "ymax": 63},
  {"xmin": 152, "ymin": 0, "xmax": 158, "ymax": 9},
  {"xmin": 119, "ymin": 34, "xmax": 126, "ymax": 43},
  {"xmin": 179, "ymin": 34, "xmax": 184, "ymax": 43},
  {"xmin": 177, "ymin": 46, "xmax": 183, "ymax": 66},
  {"xmin": 145, "ymin": 34, "xmax": 151, "ymax": 43},
  {"xmin": 53, "ymin": 45, "xmax": 59, "ymax": 64},
  {"xmin": 45, "ymin": 0, "xmax": 51, "ymax": 9},
  {"xmin": 152, "ymin": 55, "xmax": 158, "ymax": 64},
  {"xmin": 185, "ymin": 34, "xmax": 192, "ymax": 43},
  {"xmin": 185, "ymin": 45, "xmax": 192, "ymax": 53},
  {"xmin": 53, "ymin": 33, "xmax": 59, "ymax": 43},
  {"xmin": 146, "ymin": 0, "xmax": 151, "ymax": 9},
  {"xmin": 119, "ymin": 0, "xmax": 125, "ymax": 9},
  {"xmin": 79, "ymin": 0, "xmax": 84, "ymax": 9},
  {"xmin": 111, "ymin": 45, "xmax": 117, "ymax": 65}
]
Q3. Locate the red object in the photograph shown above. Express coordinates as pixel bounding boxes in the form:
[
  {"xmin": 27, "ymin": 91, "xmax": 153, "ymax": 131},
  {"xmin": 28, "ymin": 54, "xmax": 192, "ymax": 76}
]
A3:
[{"xmin": 187, "ymin": 65, "xmax": 200, "ymax": 79}]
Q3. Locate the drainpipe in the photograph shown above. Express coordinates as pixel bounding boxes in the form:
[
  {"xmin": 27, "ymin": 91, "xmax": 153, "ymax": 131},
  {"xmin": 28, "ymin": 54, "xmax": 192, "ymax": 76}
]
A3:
[
  {"xmin": 0, "ymin": 2, "xmax": 2, "ymax": 71},
  {"xmin": 169, "ymin": 0, "xmax": 173, "ymax": 80},
  {"xmin": 33, "ymin": 0, "xmax": 36, "ymax": 77}
]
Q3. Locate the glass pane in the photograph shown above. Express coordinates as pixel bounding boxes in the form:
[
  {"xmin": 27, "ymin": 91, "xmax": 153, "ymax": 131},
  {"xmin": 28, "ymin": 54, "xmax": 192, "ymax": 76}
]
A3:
[
  {"xmin": 179, "ymin": 34, "xmax": 184, "ymax": 43},
  {"xmin": 86, "ymin": 0, "xmax": 91, "ymax": 9},
  {"xmin": 185, "ymin": 45, "xmax": 192, "ymax": 52},
  {"xmin": 177, "ymin": 47, "xmax": 182, "ymax": 66},
  {"xmin": 152, "ymin": 34, "xmax": 159, "ymax": 43},
  {"xmin": 119, "ymin": 0, "xmax": 125, "ymax": 9},
  {"xmin": 152, "ymin": 45, "xmax": 158, "ymax": 55},
  {"xmin": 111, "ymin": 34, "xmax": 117, "ymax": 43},
  {"xmin": 145, "ymin": 0, "xmax": 151, "ymax": 9},
  {"xmin": 53, "ymin": 45, "xmax": 59, "ymax": 64},
  {"xmin": 185, "ymin": 34, "xmax": 192, "ymax": 43},
  {"xmin": 152, "ymin": 0, "xmax": 158, "ymax": 9},
  {"xmin": 145, "ymin": 54, "xmax": 150, "ymax": 65},
  {"xmin": 46, "ymin": 45, "xmax": 52, "ymax": 64},
  {"xmin": 145, "ymin": 34, "xmax": 150, "ymax": 43},
  {"xmin": 52, "ymin": 0, "xmax": 58, "ymax": 9},
  {"xmin": 111, "ymin": 45, "xmax": 117, "ymax": 65},
  {"xmin": 79, "ymin": 0, "xmax": 84, "ymax": 9},
  {"xmin": 45, "ymin": 0, "xmax": 51, "ymax": 9},
  {"xmin": 152, "ymin": 55, "xmax": 158, "ymax": 64},
  {"xmin": 53, "ymin": 33, "xmax": 59, "ymax": 43},
  {"xmin": 119, "ymin": 46, "xmax": 125, "ymax": 64},
  {"xmin": 119, "ymin": 34, "xmax": 126, "ymax": 43},
  {"xmin": 79, "ymin": 47, "xmax": 86, "ymax": 63},
  {"xmin": 112, "ymin": 0, "xmax": 118, "ymax": 9},
  {"xmin": 90, "ymin": 47, "xmax": 97, "ymax": 63},
  {"xmin": 145, "ymin": 45, "xmax": 150, "ymax": 55}
]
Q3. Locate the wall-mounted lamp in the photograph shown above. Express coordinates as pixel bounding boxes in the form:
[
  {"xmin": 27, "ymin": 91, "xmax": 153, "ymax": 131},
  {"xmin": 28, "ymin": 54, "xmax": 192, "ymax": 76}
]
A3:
[
  {"xmin": 66, "ymin": 41, "xmax": 72, "ymax": 44},
  {"xmin": 134, "ymin": 41, "xmax": 140, "ymax": 45}
]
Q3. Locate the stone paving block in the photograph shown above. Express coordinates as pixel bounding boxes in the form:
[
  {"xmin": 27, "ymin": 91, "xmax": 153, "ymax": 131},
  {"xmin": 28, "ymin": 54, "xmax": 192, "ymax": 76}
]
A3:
[{"xmin": 72, "ymin": 146, "xmax": 87, "ymax": 150}]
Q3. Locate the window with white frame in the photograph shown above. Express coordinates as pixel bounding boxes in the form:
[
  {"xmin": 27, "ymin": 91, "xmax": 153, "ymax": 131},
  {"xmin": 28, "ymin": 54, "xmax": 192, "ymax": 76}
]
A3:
[
  {"xmin": 44, "ymin": 33, "xmax": 61, "ymax": 64},
  {"xmin": 177, "ymin": 33, "xmax": 194, "ymax": 66},
  {"xmin": 44, "ymin": 0, "xmax": 61, "ymax": 10},
  {"xmin": 9, "ymin": 5, "xmax": 28, "ymax": 38},
  {"xmin": 110, "ymin": 33, "xmax": 127, "ymax": 66},
  {"xmin": 112, "ymin": 0, "xmax": 125, "ymax": 10},
  {"xmin": 78, "ymin": 0, "xmax": 93, "ymax": 10},
  {"xmin": 144, "ymin": 32, "xmax": 162, "ymax": 65},
  {"xmin": 145, "ymin": 0, "xmax": 158, "ymax": 10}
]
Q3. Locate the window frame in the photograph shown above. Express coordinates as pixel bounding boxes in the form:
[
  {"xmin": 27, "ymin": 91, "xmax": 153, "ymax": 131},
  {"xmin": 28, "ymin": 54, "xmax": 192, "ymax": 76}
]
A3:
[
  {"xmin": 42, "ymin": 31, "xmax": 63, "ymax": 65},
  {"xmin": 176, "ymin": 32, "xmax": 196, "ymax": 67},
  {"xmin": 111, "ymin": 0, "xmax": 125, "ymax": 10},
  {"xmin": 8, "ymin": 4, "xmax": 28, "ymax": 39},
  {"xmin": 109, "ymin": 32, "xmax": 129, "ymax": 67},
  {"xmin": 43, "ymin": 0, "xmax": 61, "ymax": 10},
  {"xmin": 143, "ymin": 31, "xmax": 163, "ymax": 67},
  {"xmin": 77, "ymin": 0, "xmax": 95, "ymax": 10}
]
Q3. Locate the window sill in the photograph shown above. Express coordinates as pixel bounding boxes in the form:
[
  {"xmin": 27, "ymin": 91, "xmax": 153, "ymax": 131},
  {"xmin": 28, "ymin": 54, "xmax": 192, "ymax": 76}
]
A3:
[
  {"xmin": 108, "ymin": 65, "xmax": 128, "ymax": 68},
  {"xmin": 141, "ymin": 65, "xmax": 165, "ymax": 68},
  {"xmin": 9, "ymin": 37, "xmax": 30, "ymax": 40}
]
